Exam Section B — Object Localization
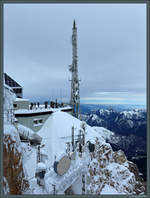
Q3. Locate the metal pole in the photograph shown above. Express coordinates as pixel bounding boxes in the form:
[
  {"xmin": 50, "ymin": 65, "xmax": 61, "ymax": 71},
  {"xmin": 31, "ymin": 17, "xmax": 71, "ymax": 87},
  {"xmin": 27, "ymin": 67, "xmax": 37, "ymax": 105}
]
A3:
[
  {"xmin": 37, "ymin": 146, "xmax": 40, "ymax": 162},
  {"xmin": 82, "ymin": 174, "xmax": 85, "ymax": 194},
  {"xmin": 72, "ymin": 126, "xmax": 74, "ymax": 151},
  {"xmin": 52, "ymin": 184, "xmax": 56, "ymax": 195}
]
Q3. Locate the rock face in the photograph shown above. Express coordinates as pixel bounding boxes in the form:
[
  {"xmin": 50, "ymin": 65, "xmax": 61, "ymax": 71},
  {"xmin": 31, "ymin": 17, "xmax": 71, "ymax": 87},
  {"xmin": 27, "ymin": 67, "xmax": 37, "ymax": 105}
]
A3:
[
  {"xmin": 64, "ymin": 186, "xmax": 74, "ymax": 195},
  {"xmin": 128, "ymin": 161, "xmax": 146, "ymax": 194},
  {"xmin": 86, "ymin": 138, "xmax": 145, "ymax": 195},
  {"xmin": 3, "ymin": 85, "xmax": 29, "ymax": 194},
  {"xmin": 3, "ymin": 134, "xmax": 29, "ymax": 194}
]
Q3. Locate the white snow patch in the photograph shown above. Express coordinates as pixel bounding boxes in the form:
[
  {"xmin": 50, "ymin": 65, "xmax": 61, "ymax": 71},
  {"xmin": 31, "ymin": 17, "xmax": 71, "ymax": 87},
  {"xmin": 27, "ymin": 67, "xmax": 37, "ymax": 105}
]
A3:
[
  {"xmin": 93, "ymin": 127, "xmax": 114, "ymax": 140},
  {"xmin": 36, "ymin": 162, "xmax": 46, "ymax": 171},
  {"xmin": 15, "ymin": 98, "xmax": 29, "ymax": 102},
  {"xmin": 101, "ymin": 184, "xmax": 124, "ymax": 194},
  {"xmin": 3, "ymin": 177, "xmax": 10, "ymax": 195}
]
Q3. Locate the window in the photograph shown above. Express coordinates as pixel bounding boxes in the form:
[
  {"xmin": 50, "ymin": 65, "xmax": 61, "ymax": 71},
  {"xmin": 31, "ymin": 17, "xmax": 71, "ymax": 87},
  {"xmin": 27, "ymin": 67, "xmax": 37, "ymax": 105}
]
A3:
[
  {"xmin": 13, "ymin": 104, "xmax": 17, "ymax": 108},
  {"xmin": 34, "ymin": 120, "xmax": 38, "ymax": 125},
  {"xmin": 33, "ymin": 119, "xmax": 43, "ymax": 126},
  {"xmin": 39, "ymin": 119, "xmax": 43, "ymax": 124},
  {"xmin": 13, "ymin": 88, "xmax": 22, "ymax": 94}
]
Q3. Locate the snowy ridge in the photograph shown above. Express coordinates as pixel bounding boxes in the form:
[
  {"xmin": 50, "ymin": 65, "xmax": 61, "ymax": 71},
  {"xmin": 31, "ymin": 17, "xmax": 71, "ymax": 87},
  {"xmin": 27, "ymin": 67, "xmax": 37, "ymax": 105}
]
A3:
[{"xmin": 93, "ymin": 127, "xmax": 114, "ymax": 141}]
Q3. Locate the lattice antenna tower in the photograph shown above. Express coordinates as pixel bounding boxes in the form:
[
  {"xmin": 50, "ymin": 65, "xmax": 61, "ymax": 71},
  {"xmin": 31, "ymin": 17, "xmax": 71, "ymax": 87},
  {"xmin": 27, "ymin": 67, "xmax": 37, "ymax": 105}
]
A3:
[{"xmin": 69, "ymin": 20, "xmax": 80, "ymax": 118}]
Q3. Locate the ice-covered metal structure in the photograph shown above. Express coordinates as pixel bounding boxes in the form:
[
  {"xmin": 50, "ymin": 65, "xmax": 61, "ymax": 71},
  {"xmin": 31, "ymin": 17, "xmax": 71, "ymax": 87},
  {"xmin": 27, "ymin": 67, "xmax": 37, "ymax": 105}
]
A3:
[{"xmin": 69, "ymin": 20, "xmax": 80, "ymax": 118}]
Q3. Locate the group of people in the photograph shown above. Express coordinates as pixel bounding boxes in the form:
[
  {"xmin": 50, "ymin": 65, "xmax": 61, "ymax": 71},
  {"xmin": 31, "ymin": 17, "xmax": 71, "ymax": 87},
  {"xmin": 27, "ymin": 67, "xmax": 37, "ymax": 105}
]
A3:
[
  {"xmin": 30, "ymin": 100, "xmax": 65, "ymax": 110},
  {"xmin": 44, "ymin": 100, "xmax": 65, "ymax": 109},
  {"xmin": 30, "ymin": 102, "xmax": 40, "ymax": 110}
]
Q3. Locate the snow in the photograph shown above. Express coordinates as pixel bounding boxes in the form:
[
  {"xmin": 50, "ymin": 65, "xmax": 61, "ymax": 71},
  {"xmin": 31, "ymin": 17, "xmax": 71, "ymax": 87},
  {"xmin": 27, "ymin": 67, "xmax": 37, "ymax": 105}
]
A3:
[
  {"xmin": 37, "ymin": 111, "xmax": 106, "ymax": 167},
  {"xmin": 36, "ymin": 162, "xmax": 46, "ymax": 171},
  {"xmin": 121, "ymin": 110, "xmax": 143, "ymax": 120},
  {"xmin": 99, "ymin": 109, "xmax": 112, "ymax": 115},
  {"xmin": 127, "ymin": 120, "xmax": 134, "ymax": 128},
  {"xmin": 93, "ymin": 127, "xmax": 114, "ymax": 140},
  {"xmin": 105, "ymin": 162, "xmax": 135, "ymax": 193},
  {"xmin": 72, "ymin": 176, "xmax": 82, "ymax": 194},
  {"xmin": 25, "ymin": 178, "xmax": 47, "ymax": 194},
  {"xmin": 4, "ymin": 84, "xmax": 16, "ymax": 125},
  {"xmin": 91, "ymin": 114, "xmax": 99, "ymax": 121},
  {"xmin": 15, "ymin": 98, "xmax": 29, "ymax": 102},
  {"xmin": 101, "ymin": 184, "xmax": 123, "ymax": 194},
  {"xmin": 3, "ymin": 86, "xmax": 22, "ymax": 153},
  {"xmin": 38, "ymin": 111, "xmax": 80, "ymax": 166},
  {"xmin": 17, "ymin": 124, "xmax": 34, "ymax": 139},
  {"xmin": 3, "ymin": 84, "xmax": 145, "ymax": 195},
  {"xmin": 15, "ymin": 106, "xmax": 72, "ymax": 115},
  {"xmin": 44, "ymin": 149, "xmax": 89, "ymax": 194},
  {"xmin": 3, "ymin": 177, "xmax": 10, "ymax": 195},
  {"xmin": 3, "ymin": 85, "xmax": 34, "ymax": 193},
  {"xmin": 22, "ymin": 111, "xmax": 106, "ymax": 194},
  {"xmin": 21, "ymin": 143, "xmax": 37, "ymax": 181},
  {"xmin": 34, "ymin": 123, "xmax": 43, "ymax": 127},
  {"xmin": 40, "ymin": 149, "xmax": 47, "ymax": 156}
]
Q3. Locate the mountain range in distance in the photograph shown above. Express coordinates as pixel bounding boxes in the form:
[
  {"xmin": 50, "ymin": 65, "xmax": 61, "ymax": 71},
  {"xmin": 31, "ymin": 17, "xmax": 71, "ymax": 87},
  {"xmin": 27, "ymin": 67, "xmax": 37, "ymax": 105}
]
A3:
[
  {"xmin": 80, "ymin": 103, "xmax": 147, "ymax": 181},
  {"xmin": 80, "ymin": 103, "xmax": 146, "ymax": 114}
]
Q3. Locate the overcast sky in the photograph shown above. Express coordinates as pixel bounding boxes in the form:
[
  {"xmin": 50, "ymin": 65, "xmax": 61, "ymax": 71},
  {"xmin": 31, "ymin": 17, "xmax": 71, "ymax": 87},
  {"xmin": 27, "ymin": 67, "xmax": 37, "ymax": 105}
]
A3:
[{"xmin": 4, "ymin": 3, "xmax": 146, "ymax": 105}]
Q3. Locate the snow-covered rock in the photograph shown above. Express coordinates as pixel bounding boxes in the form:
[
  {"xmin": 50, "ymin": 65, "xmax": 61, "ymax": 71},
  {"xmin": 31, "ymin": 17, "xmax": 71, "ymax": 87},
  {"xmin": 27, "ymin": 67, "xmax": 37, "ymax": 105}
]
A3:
[
  {"xmin": 3, "ymin": 85, "xmax": 29, "ymax": 194},
  {"xmin": 86, "ymin": 139, "xmax": 145, "ymax": 195}
]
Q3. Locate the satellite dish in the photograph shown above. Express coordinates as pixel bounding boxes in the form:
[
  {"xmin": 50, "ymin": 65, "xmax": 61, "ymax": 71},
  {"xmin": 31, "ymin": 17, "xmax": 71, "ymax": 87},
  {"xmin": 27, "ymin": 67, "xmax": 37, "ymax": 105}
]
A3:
[{"xmin": 53, "ymin": 155, "xmax": 71, "ymax": 176}]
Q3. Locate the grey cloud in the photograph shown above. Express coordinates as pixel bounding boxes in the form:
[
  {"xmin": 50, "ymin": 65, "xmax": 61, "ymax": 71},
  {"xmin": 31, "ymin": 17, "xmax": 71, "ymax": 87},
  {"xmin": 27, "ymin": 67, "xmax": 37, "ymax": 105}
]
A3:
[{"xmin": 4, "ymin": 4, "xmax": 146, "ymax": 101}]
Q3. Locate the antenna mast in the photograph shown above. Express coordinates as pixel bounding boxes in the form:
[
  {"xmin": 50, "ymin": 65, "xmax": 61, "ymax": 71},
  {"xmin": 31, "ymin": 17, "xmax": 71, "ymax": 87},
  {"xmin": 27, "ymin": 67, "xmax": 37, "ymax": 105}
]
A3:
[{"xmin": 69, "ymin": 20, "xmax": 80, "ymax": 118}]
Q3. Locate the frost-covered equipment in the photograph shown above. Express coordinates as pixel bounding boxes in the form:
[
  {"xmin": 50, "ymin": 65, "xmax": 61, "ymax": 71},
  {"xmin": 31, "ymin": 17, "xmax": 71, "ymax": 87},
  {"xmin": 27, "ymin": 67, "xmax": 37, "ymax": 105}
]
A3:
[
  {"xmin": 36, "ymin": 162, "xmax": 46, "ymax": 186},
  {"xmin": 53, "ymin": 155, "xmax": 71, "ymax": 176},
  {"xmin": 71, "ymin": 126, "xmax": 75, "ymax": 152},
  {"xmin": 52, "ymin": 184, "xmax": 56, "ymax": 195},
  {"xmin": 30, "ymin": 133, "xmax": 42, "ymax": 146},
  {"xmin": 80, "ymin": 121, "xmax": 86, "ymax": 146},
  {"xmin": 37, "ymin": 146, "xmax": 41, "ymax": 162},
  {"xmin": 40, "ymin": 149, "xmax": 48, "ymax": 163},
  {"xmin": 82, "ymin": 174, "xmax": 86, "ymax": 194},
  {"xmin": 69, "ymin": 20, "xmax": 80, "ymax": 118},
  {"xmin": 66, "ymin": 142, "xmax": 72, "ymax": 155},
  {"xmin": 87, "ymin": 141, "xmax": 95, "ymax": 153}
]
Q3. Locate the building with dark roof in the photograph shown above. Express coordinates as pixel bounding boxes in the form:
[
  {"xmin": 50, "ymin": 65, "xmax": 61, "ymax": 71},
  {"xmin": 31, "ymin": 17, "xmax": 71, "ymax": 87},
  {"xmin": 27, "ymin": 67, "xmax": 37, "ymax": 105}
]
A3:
[{"xmin": 4, "ymin": 73, "xmax": 23, "ymax": 98}]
